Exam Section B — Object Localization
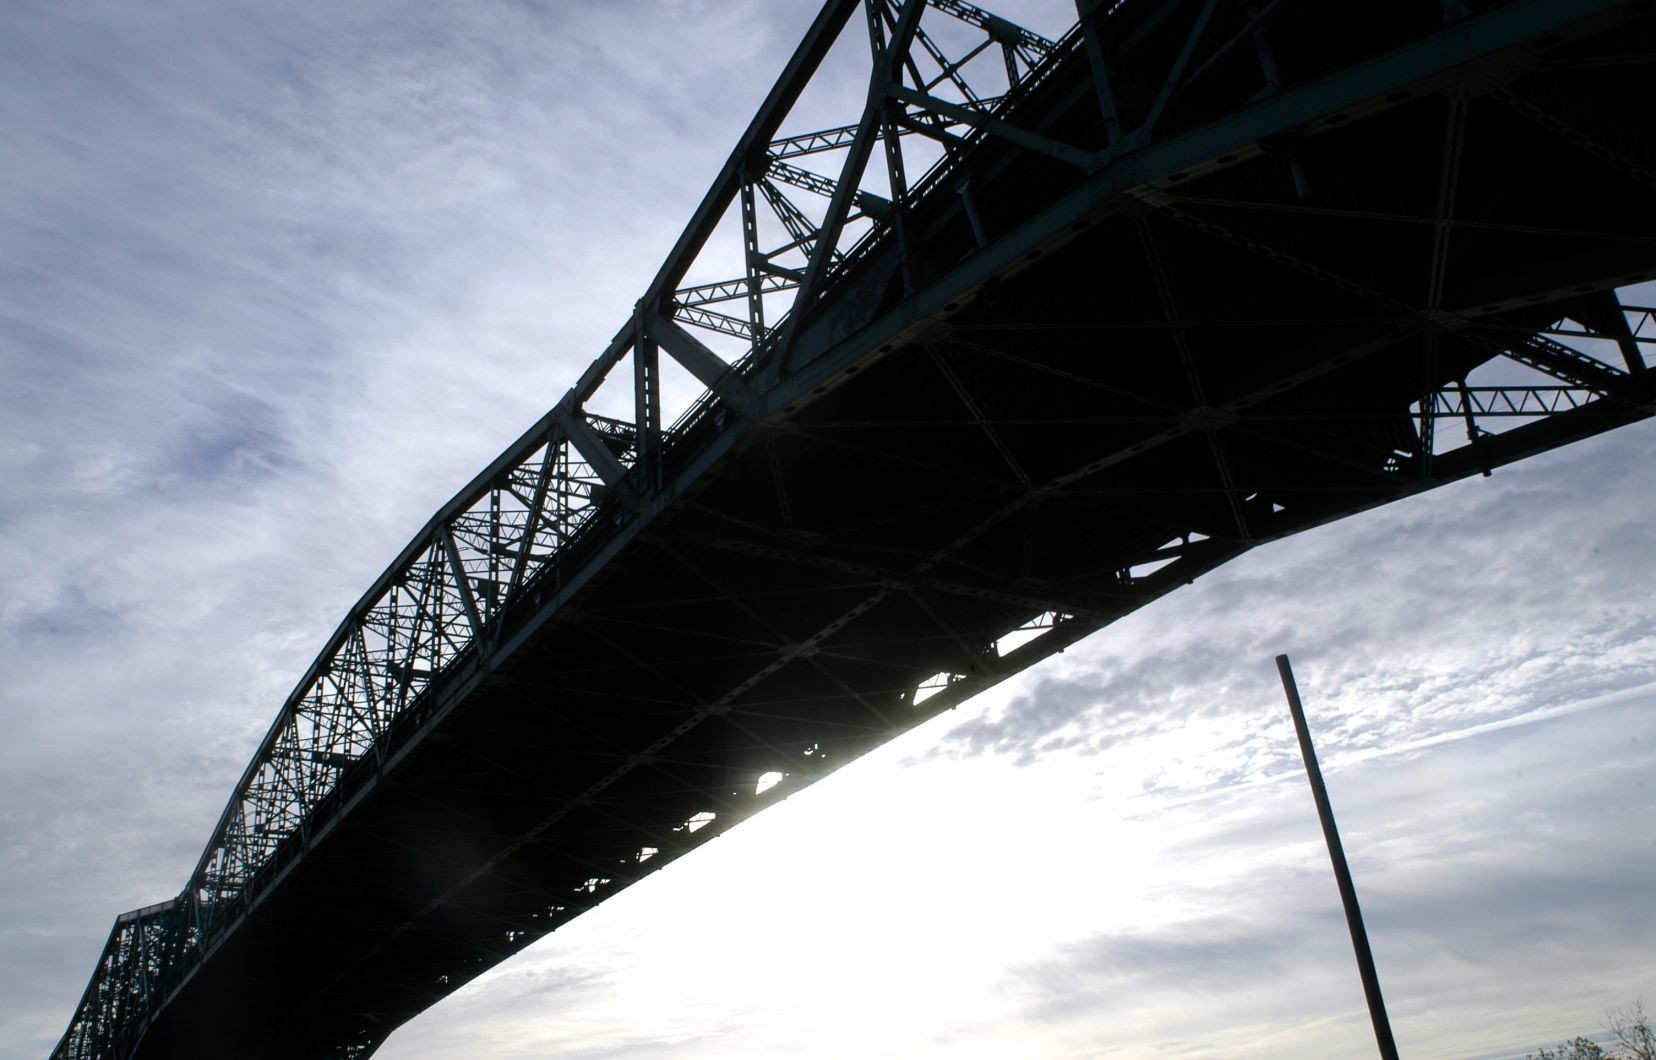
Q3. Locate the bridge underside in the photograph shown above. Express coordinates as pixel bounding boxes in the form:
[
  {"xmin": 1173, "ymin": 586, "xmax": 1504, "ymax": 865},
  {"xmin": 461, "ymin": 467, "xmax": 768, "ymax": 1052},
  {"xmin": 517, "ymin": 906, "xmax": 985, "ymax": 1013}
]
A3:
[{"xmin": 78, "ymin": 0, "xmax": 1656, "ymax": 1055}]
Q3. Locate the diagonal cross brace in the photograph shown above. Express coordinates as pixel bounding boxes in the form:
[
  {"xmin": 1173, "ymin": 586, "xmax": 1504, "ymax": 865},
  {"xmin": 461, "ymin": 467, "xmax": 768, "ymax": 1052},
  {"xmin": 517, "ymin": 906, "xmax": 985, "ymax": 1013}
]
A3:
[
  {"xmin": 892, "ymin": 84, "xmax": 1097, "ymax": 170},
  {"xmin": 787, "ymin": 0, "xmax": 928, "ymax": 323},
  {"xmin": 555, "ymin": 405, "xmax": 631, "ymax": 489},
  {"xmin": 439, "ymin": 525, "xmax": 485, "ymax": 639},
  {"xmin": 653, "ymin": 316, "xmax": 762, "ymax": 419}
]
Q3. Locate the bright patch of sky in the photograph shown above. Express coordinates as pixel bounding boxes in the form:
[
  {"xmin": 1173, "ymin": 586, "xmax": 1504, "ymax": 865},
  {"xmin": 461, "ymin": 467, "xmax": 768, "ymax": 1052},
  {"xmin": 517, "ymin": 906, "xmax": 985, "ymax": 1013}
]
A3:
[{"xmin": 1, "ymin": 1, "xmax": 1650, "ymax": 1058}]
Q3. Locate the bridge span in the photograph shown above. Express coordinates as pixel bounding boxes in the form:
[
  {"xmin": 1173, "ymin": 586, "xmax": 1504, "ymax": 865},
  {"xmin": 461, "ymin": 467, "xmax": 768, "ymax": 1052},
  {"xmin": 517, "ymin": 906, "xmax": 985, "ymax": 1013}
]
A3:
[{"xmin": 56, "ymin": 0, "xmax": 1656, "ymax": 1055}]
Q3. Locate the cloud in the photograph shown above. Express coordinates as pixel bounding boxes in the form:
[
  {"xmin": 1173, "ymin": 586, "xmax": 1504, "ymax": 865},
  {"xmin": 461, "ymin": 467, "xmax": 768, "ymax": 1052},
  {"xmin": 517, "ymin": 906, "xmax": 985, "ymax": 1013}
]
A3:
[
  {"xmin": 981, "ymin": 688, "xmax": 1656, "ymax": 1059},
  {"xmin": 2, "ymin": 1, "xmax": 1652, "ymax": 1057},
  {"xmin": 925, "ymin": 421, "xmax": 1656, "ymax": 784},
  {"xmin": 0, "ymin": 2, "xmax": 845, "ymax": 1053}
]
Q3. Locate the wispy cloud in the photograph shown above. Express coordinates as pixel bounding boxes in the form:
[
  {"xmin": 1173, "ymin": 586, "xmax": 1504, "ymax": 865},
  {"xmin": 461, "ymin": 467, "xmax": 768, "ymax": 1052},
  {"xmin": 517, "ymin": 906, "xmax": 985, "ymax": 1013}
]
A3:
[
  {"xmin": 3, "ymin": 1, "xmax": 1652, "ymax": 1058},
  {"xmin": 988, "ymin": 689, "xmax": 1656, "ymax": 1059},
  {"xmin": 928, "ymin": 424, "xmax": 1656, "ymax": 778}
]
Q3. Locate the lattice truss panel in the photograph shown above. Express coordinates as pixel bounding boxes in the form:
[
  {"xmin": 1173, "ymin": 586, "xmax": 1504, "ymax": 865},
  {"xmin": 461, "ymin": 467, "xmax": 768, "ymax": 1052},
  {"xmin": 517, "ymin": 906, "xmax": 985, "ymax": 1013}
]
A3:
[
  {"xmin": 54, "ymin": 902, "xmax": 185, "ymax": 1060},
  {"xmin": 191, "ymin": 417, "xmax": 629, "ymax": 921},
  {"xmin": 667, "ymin": 0, "xmax": 1055, "ymax": 350},
  {"xmin": 1407, "ymin": 307, "xmax": 1655, "ymax": 466},
  {"xmin": 57, "ymin": 0, "xmax": 1656, "ymax": 1054},
  {"xmin": 175, "ymin": 0, "xmax": 1060, "ymax": 936}
]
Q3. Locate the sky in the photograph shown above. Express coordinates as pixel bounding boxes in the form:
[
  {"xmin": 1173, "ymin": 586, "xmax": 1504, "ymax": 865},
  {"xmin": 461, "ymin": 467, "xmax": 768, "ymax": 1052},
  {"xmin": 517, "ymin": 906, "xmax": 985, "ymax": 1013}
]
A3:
[{"xmin": 2, "ymin": 1, "xmax": 1652, "ymax": 1058}]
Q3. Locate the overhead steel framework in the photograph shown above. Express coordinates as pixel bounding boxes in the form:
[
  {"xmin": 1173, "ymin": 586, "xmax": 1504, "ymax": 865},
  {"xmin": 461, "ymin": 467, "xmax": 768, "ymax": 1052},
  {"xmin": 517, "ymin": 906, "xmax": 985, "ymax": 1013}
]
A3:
[{"xmin": 57, "ymin": 0, "xmax": 1655, "ymax": 1056}]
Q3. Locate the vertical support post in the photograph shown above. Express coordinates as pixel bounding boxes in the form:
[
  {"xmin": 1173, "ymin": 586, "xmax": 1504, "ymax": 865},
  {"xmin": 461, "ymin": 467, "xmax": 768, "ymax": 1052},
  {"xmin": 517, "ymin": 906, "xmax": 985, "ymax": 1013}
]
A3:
[
  {"xmin": 787, "ymin": 0, "xmax": 924, "ymax": 327},
  {"xmin": 956, "ymin": 176, "xmax": 989, "ymax": 249},
  {"xmin": 1454, "ymin": 378, "xmax": 1492, "ymax": 477},
  {"xmin": 878, "ymin": 99, "xmax": 913, "ymax": 290},
  {"xmin": 860, "ymin": 3, "xmax": 913, "ymax": 290},
  {"xmin": 1275, "ymin": 654, "xmax": 1399, "ymax": 1060},
  {"xmin": 1248, "ymin": 7, "xmax": 1310, "ymax": 197},
  {"xmin": 1076, "ymin": 0, "xmax": 1123, "ymax": 146},
  {"xmin": 487, "ymin": 485, "xmax": 501, "ymax": 615},
  {"xmin": 633, "ymin": 307, "xmax": 662, "ymax": 490},
  {"xmin": 1418, "ymin": 336, "xmax": 1437, "ymax": 479},
  {"xmin": 1140, "ymin": 0, "xmax": 1221, "ymax": 141},
  {"xmin": 740, "ymin": 179, "xmax": 767, "ymax": 347}
]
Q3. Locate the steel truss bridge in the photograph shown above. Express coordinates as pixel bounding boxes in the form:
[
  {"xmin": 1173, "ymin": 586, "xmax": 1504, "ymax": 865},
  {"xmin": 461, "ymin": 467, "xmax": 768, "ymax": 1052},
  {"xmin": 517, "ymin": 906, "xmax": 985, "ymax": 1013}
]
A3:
[{"xmin": 57, "ymin": 0, "xmax": 1656, "ymax": 1055}]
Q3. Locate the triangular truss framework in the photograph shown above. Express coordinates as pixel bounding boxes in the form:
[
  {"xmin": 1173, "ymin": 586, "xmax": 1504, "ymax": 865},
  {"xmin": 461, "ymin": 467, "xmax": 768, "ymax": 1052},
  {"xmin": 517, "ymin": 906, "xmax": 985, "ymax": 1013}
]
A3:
[
  {"xmin": 54, "ymin": 0, "xmax": 1656, "ymax": 1055},
  {"xmin": 52, "ymin": 3, "xmax": 1070, "ymax": 1056}
]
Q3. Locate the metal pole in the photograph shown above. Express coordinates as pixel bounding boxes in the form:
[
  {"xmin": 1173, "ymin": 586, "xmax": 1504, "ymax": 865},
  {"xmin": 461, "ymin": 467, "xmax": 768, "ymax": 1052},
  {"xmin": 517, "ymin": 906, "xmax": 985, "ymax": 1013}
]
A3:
[{"xmin": 1275, "ymin": 654, "xmax": 1400, "ymax": 1060}]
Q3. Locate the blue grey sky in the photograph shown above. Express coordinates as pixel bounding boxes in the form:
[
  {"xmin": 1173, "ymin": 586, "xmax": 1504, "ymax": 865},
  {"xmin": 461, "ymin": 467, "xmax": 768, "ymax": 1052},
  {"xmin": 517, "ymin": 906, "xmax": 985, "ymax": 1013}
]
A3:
[{"xmin": 2, "ymin": 2, "xmax": 1651, "ymax": 1058}]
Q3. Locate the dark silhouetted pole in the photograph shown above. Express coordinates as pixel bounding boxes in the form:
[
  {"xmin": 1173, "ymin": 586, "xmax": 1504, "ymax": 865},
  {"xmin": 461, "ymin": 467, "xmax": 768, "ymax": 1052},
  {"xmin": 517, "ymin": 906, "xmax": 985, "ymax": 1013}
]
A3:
[{"xmin": 1275, "ymin": 654, "xmax": 1399, "ymax": 1060}]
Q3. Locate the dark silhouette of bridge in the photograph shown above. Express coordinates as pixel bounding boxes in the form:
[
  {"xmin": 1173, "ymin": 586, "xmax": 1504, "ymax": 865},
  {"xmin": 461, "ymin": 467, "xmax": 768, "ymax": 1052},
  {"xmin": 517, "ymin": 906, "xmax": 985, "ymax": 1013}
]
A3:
[{"xmin": 56, "ymin": 0, "xmax": 1656, "ymax": 1055}]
